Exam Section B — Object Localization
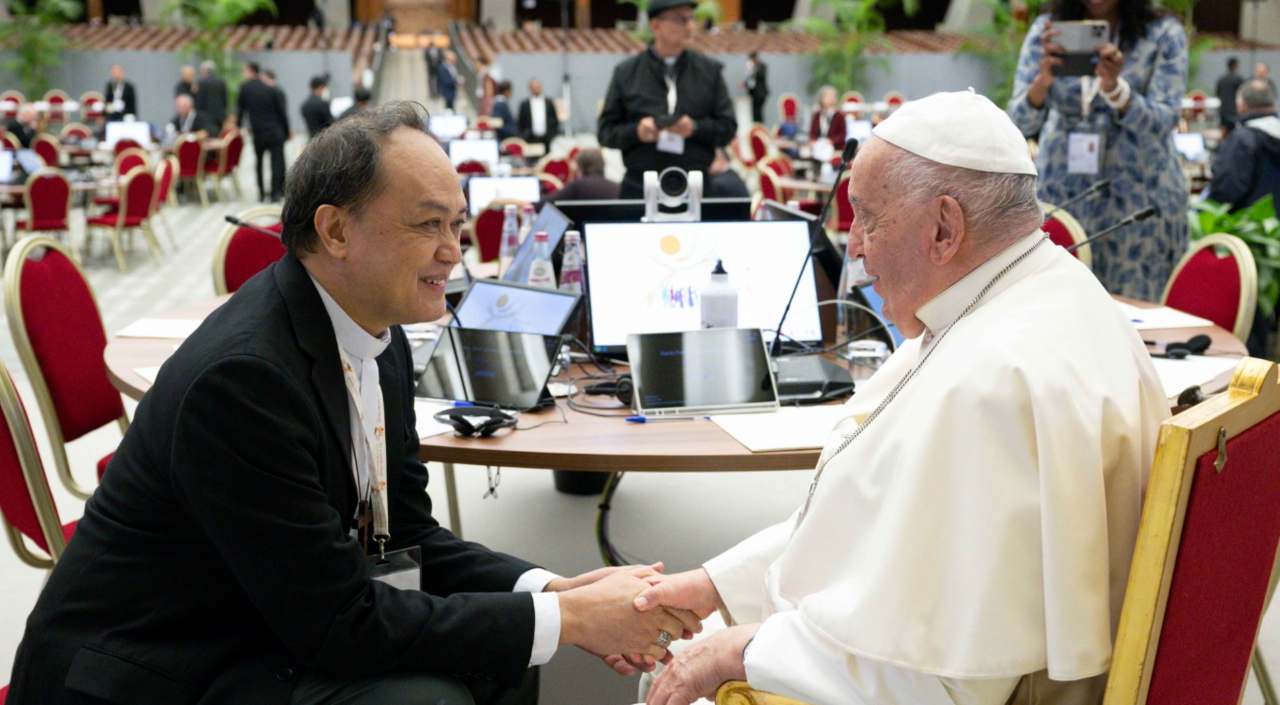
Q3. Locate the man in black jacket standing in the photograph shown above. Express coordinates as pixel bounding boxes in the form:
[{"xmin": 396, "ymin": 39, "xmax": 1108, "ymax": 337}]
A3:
[
  {"xmin": 742, "ymin": 51, "xmax": 769, "ymax": 126},
  {"xmin": 518, "ymin": 79, "xmax": 559, "ymax": 153},
  {"xmin": 238, "ymin": 62, "xmax": 290, "ymax": 202},
  {"xmin": 598, "ymin": 0, "xmax": 736, "ymax": 198},
  {"xmin": 196, "ymin": 60, "xmax": 229, "ymax": 129},
  {"xmin": 301, "ymin": 75, "xmax": 335, "ymax": 138},
  {"xmin": 7, "ymin": 102, "xmax": 694, "ymax": 705},
  {"xmin": 104, "ymin": 64, "xmax": 137, "ymax": 121}
]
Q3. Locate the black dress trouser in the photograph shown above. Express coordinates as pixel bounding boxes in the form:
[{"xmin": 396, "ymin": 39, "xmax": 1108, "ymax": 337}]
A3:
[{"xmin": 254, "ymin": 136, "xmax": 286, "ymax": 200}]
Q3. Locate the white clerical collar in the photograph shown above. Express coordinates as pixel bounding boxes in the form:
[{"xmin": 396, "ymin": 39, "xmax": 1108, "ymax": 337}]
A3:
[
  {"xmin": 309, "ymin": 275, "xmax": 390, "ymax": 361},
  {"xmin": 915, "ymin": 229, "xmax": 1048, "ymax": 337}
]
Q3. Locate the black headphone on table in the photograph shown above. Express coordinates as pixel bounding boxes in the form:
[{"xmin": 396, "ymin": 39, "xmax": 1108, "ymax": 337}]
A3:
[
  {"xmin": 1148, "ymin": 334, "xmax": 1212, "ymax": 360},
  {"xmin": 583, "ymin": 374, "xmax": 633, "ymax": 407},
  {"xmin": 433, "ymin": 407, "xmax": 518, "ymax": 438}
]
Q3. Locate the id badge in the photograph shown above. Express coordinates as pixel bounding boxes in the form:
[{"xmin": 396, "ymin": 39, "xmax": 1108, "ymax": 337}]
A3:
[
  {"xmin": 657, "ymin": 130, "xmax": 685, "ymax": 155},
  {"xmin": 1067, "ymin": 132, "xmax": 1102, "ymax": 175},
  {"xmin": 368, "ymin": 545, "xmax": 422, "ymax": 591}
]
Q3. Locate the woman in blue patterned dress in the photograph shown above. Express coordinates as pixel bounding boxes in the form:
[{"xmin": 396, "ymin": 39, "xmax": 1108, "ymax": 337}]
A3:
[{"xmin": 1008, "ymin": 0, "xmax": 1188, "ymax": 301}]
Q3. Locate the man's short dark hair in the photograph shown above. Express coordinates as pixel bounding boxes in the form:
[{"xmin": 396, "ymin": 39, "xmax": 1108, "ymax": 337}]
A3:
[
  {"xmin": 263, "ymin": 69, "xmax": 276, "ymax": 80},
  {"xmin": 1228, "ymin": 57, "xmax": 1239, "ymax": 71},
  {"xmin": 245, "ymin": 61, "xmax": 260, "ymax": 75},
  {"xmin": 281, "ymin": 101, "xmax": 431, "ymax": 257},
  {"xmin": 310, "ymin": 75, "xmax": 328, "ymax": 91},
  {"xmin": 354, "ymin": 87, "xmax": 372, "ymax": 104},
  {"xmin": 497, "ymin": 80, "xmax": 512, "ymax": 96},
  {"xmin": 575, "ymin": 147, "xmax": 605, "ymax": 177},
  {"xmin": 749, "ymin": 51, "xmax": 759, "ymax": 60}
]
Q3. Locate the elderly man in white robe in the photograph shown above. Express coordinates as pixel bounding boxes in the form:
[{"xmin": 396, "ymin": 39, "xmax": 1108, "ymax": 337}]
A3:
[{"xmin": 618, "ymin": 90, "xmax": 1171, "ymax": 705}]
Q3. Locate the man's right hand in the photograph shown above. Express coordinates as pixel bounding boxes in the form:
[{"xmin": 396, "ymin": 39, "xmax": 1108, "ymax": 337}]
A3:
[
  {"xmin": 559, "ymin": 572, "xmax": 687, "ymax": 659},
  {"xmin": 637, "ymin": 116, "xmax": 659, "ymax": 143}
]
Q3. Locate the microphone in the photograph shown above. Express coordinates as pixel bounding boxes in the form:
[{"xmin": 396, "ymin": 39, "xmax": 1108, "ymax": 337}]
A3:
[
  {"xmin": 1066, "ymin": 206, "xmax": 1156, "ymax": 253},
  {"xmin": 224, "ymin": 215, "xmax": 282, "ymax": 239},
  {"xmin": 1043, "ymin": 179, "xmax": 1111, "ymax": 220},
  {"xmin": 769, "ymin": 138, "xmax": 859, "ymax": 357}
]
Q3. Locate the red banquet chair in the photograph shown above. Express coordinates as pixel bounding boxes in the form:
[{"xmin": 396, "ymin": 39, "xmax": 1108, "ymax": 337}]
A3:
[
  {"xmin": 79, "ymin": 91, "xmax": 104, "ymax": 122},
  {"xmin": 31, "ymin": 134, "xmax": 60, "ymax": 167},
  {"xmin": 86, "ymin": 166, "xmax": 161, "ymax": 272},
  {"xmin": 778, "ymin": 93, "xmax": 800, "ymax": 124},
  {"xmin": 1, "ymin": 684, "xmax": 7, "ymax": 702},
  {"xmin": 113, "ymin": 138, "xmax": 142, "ymax": 157},
  {"xmin": 537, "ymin": 173, "xmax": 564, "ymax": 197},
  {"xmin": 150, "ymin": 155, "xmax": 179, "ymax": 248},
  {"xmin": 175, "ymin": 134, "xmax": 209, "ymax": 208},
  {"xmin": 456, "ymin": 160, "xmax": 489, "ymax": 176},
  {"xmin": 0, "ymin": 90, "xmax": 22, "ymax": 121},
  {"xmin": 43, "ymin": 89, "xmax": 70, "ymax": 124},
  {"xmin": 537, "ymin": 155, "xmax": 573, "ymax": 184},
  {"xmin": 472, "ymin": 206, "xmax": 506, "ymax": 262},
  {"xmin": 756, "ymin": 164, "xmax": 784, "ymax": 203},
  {"xmin": 0, "ymin": 355, "xmax": 77, "ymax": 569},
  {"xmin": 59, "ymin": 122, "xmax": 91, "ymax": 141},
  {"xmin": 1186, "ymin": 89, "xmax": 1209, "ymax": 122},
  {"xmin": 1, "ymin": 131, "xmax": 20, "ymax": 152},
  {"xmin": 91, "ymin": 147, "xmax": 149, "ymax": 210},
  {"xmin": 212, "ymin": 206, "xmax": 285, "ymax": 295},
  {"xmin": 832, "ymin": 172, "xmax": 854, "ymax": 233},
  {"xmin": 1039, "ymin": 200, "xmax": 1092, "ymax": 267},
  {"xmin": 747, "ymin": 125, "xmax": 771, "ymax": 165},
  {"xmin": 15, "ymin": 169, "xmax": 74, "ymax": 256},
  {"xmin": 3, "ymin": 235, "xmax": 129, "ymax": 500},
  {"xmin": 1161, "ymin": 233, "xmax": 1257, "ymax": 343},
  {"xmin": 205, "ymin": 129, "xmax": 244, "ymax": 202},
  {"xmin": 501, "ymin": 136, "xmax": 527, "ymax": 159}
]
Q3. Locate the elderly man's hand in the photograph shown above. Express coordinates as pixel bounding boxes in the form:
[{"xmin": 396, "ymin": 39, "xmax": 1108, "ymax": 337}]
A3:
[
  {"xmin": 558, "ymin": 572, "xmax": 687, "ymax": 661},
  {"xmin": 633, "ymin": 568, "xmax": 723, "ymax": 619},
  {"xmin": 647, "ymin": 624, "xmax": 760, "ymax": 705}
]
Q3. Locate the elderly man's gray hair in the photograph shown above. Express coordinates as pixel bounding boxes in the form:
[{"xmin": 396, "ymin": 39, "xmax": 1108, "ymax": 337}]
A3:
[
  {"xmin": 875, "ymin": 138, "xmax": 1043, "ymax": 240},
  {"xmin": 1240, "ymin": 79, "xmax": 1276, "ymax": 111},
  {"xmin": 200, "ymin": 60, "xmax": 216, "ymax": 74}
]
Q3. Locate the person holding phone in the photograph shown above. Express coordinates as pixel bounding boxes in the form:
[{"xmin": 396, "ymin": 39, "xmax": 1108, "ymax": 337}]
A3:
[{"xmin": 1008, "ymin": 0, "xmax": 1188, "ymax": 301}]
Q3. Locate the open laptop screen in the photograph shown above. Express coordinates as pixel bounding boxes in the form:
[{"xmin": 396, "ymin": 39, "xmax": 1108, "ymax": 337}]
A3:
[
  {"xmin": 415, "ymin": 327, "xmax": 562, "ymax": 411},
  {"xmin": 627, "ymin": 328, "xmax": 778, "ymax": 416}
]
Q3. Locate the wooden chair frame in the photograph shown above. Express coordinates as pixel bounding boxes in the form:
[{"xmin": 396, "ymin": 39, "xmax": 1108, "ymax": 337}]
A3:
[
  {"xmin": 1039, "ymin": 200, "xmax": 1092, "ymax": 267},
  {"xmin": 500, "ymin": 136, "xmax": 528, "ymax": 158},
  {"xmin": 86, "ymin": 165, "xmax": 162, "ymax": 272},
  {"xmin": 1, "ymin": 130, "xmax": 20, "ymax": 152},
  {"xmin": 31, "ymin": 133, "xmax": 61, "ymax": 168},
  {"xmin": 151, "ymin": 156, "xmax": 179, "ymax": 249},
  {"xmin": 0, "ymin": 357, "xmax": 66, "ymax": 570},
  {"xmin": 211, "ymin": 205, "xmax": 283, "ymax": 296},
  {"xmin": 1161, "ymin": 233, "xmax": 1257, "ymax": 343},
  {"xmin": 59, "ymin": 122, "xmax": 91, "ymax": 141},
  {"xmin": 79, "ymin": 91, "xmax": 105, "ymax": 121},
  {"xmin": 3, "ymin": 235, "xmax": 129, "ymax": 500}
]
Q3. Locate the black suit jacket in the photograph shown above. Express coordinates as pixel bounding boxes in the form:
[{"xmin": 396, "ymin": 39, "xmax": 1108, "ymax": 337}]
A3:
[
  {"xmin": 518, "ymin": 97, "xmax": 559, "ymax": 143},
  {"xmin": 170, "ymin": 109, "xmax": 216, "ymax": 136},
  {"xmin": 195, "ymin": 75, "xmax": 229, "ymax": 125},
  {"xmin": 237, "ymin": 78, "xmax": 288, "ymax": 143},
  {"xmin": 747, "ymin": 62, "xmax": 769, "ymax": 101},
  {"xmin": 7, "ymin": 254, "xmax": 539, "ymax": 705},
  {"xmin": 301, "ymin": 94, "xmax": 334, "ymax": 137},
  {"xmin": 105, "ymin": 79, "xmax": 138, "ymax": 118},
  {"xmin": 492, "ymin": 98, "xmax": 518, "ymax": 140},
  {"xmin": 7, "ymin": 119, "xmax": 36, "ymax": 148}
]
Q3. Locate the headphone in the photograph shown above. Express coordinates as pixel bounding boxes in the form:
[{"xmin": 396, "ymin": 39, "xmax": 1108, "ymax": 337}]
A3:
[
  {"xmin": 1150, "ymin": 334, "xmax": 1212, "ymax": 360},
  {"xmin": 433, "ymin": 407, "xmax": 518, "ymax": 438},
  {"xmin": 583, "ymin": 374, "xmax": 633, "ymax": 407}
]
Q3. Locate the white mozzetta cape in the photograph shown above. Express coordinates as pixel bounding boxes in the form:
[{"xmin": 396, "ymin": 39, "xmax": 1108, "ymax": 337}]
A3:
[{"xmin": 705, "ymin": 233, "xmax": 1170, "ymax": 702}]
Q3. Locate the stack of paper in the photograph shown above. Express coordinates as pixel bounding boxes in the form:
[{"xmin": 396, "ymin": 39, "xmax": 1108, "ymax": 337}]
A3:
[
  {"xmin": 711, "ymin": 405, "xmax": 852, "ymax": 453},
  {"xmin": 1116, "ymin": 302, "xmax": 1213, "ymax": 331},
  {"xmin": 1150, "ymin": 355, "xmax": 1242, "ymax": 399},
  {"xmin": 116, "ymin": 318, "xmax": 203, "ymax": 339},
  {"xmin": 414, "ymin": 399, "xmax": 458, "ymax": 440}
]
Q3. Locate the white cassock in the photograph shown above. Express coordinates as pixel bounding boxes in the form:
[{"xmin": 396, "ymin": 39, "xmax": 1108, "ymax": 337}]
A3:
[{"xmin": 702, "ymin": 231, "xmax": 1171, "ymax": 705}]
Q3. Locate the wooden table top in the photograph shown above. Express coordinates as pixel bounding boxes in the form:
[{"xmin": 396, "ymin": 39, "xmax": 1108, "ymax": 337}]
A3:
[
  {"xmin": 104, "ymin": 293, "xmax": 1249, "ymax": 473},
  {"xmin": 776, "ymin": 176, "xmax": 834, "ymax": 194},
  {"xmin": 0, "ymin": 176, "xmax": 116, "ymax": 197}
]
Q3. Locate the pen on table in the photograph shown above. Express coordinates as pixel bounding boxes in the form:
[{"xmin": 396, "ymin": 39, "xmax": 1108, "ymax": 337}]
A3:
[
  {"xmin": 625, "ymin": 416, "xmax": 711, "ymax": 423},
  {"xmin": 452, "ymin": 401, "xmax": 474, "ymax": 407}
]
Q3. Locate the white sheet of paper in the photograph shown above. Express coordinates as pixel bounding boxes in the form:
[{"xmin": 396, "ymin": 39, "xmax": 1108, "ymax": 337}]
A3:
[
  {"xmin": 1117, "ymin": 302, "xmax": 1214, "ymax": 330},
  {"xmin": 711, "ymin": 405, "xmax": 852, "ymax": 453},
  {"xmin": 1067, "ymin": 133, "xmax": 1101, "ymax": 174},
  {"xmin": 657, "ymin": 129, "xmax": 685, "ymax": 155},
  {"xmin": 1150, "ymin": 355, "xmax": 1242, "ymax": 399},
  {"xmin": 414, "ymin": 399, "xmax": 457, "ymax": 440},
  {"xmin": 116, "ymin": 318, "xmax": 202, "ymax": 339},
  {"xmin": 133, "ymin": 366, "xmax": 161, "ymax": 384}
]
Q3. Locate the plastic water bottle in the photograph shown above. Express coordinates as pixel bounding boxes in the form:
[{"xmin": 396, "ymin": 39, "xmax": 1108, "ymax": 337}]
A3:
[
  {"xmin": 498, "ymin": 204, "xmax": 519, "ymax": 262},
  {"xmin": 700, "ymin": 260, "xmax": 738, "ymax": 328},
  {"xmin": 527, "ymin": 231, "xmax": 556, "ymax": 288},
  {"xmin": 558, "ymin": 231, "xmax": 584, "ymax": 294},
  {"xmin": 518, "ymin": 205, "xmax": 536, "ymax": 244}
]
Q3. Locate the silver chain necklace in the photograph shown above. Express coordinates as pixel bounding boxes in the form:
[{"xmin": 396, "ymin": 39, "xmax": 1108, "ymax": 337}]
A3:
[{"xmin": 795, "ymin": 237, "xmax": 1048, "ymax": 531}]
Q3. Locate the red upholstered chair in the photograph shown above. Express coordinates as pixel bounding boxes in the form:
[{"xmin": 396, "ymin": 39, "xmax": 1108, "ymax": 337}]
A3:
[
  {"xmin": 150, "ymin": 156, "xmax": 179, "ymax": 249},
  {"xmin": 501, "ymin": 136, "xmax": 527, "ymax": 159},
  {"xmin": 43, "ymin": 89, "xmax": 70, "ymax": 124},
  {"xmin": 456, "ymin": 160, "xmax": 489, "ymax": 176},
  {"xmin": 567, "ymin": 146, "xmax": 582, "ymax": 163},
  {"xmin": 537, "ymin": 173, "xmax": 564, "ymax": 197},
  {"xmin": 0, "ymin": 91, "xmax": 22, "ymax": 120},
  {"xmin": 1161, "ymin": 234, "xmax": 1257, "ymax": 343},
  {"xmin": 841, "ymin": 90, "xmax": 866, "ymax": 119},
  {"xmin": 472, "ymin": 206, "xmax": 506, "ymax": 262},
  {"xmin": 86, "ymin": 166, "xmax": 161, "ymax": 271},
  {"xmin": 205, "ymin": 130, "xmax": 244, "ymax": 202},
  {"xmin": 731, "ymin": 135, "xmax": 757, "ymax": 168},
  {"xmin": 59, "ymin": 122, "xmax": 91, "ymax": 141},
  {"xmin": 832, "ymin": 172, "xmax": 854, "ymax": 233},
  {"xmin": 1185, "ymin": 89, "xmax": 1208, "ymax": 122},
  {"xmin": 1, "ymin": 131, "xmax": 19, "ymax": 152},
  {"xmin": 3, "ymin": 236, "xmax": 128, "ymax": 500},
  {"xmin": 79, "ymin": 91, "xmax": 104, "ymax": 122},
  {"xmin": 537, "ymin": 155, "xmax": 573, "ymax": 184},
  {"xmin": 1, "ymin": 684, "xmax": 7, "ymax": 702},
  {"xmin": 1103, "ymin": 357, "xmax": 1280, "ymax": 705},
  {"xmin": 15, "ymin": 169, "xmax": 73, "ymax": 255},
  {"xmin": 778, "ymin": 93, "xmax": 800, "ymax": 123},
  {"xmin": 0, "ymin": 357, "xmax": 75, "ymax": 569},
  {"xmin": 31, "ymin": 134, "xmax": 59, "ymax": 167},
  {"xmin": 475, "ymin": 117, "xmax": 496, "ymax": 132},
  {"xmin": 212, "ymin": 205, "xmax": 285, "ymax": 295},
  {"xmin": 747, "ymin": 125, "xmax": 771, "ymax": 165},
  {"xmin": 91, "ymin": 147, "xmax": 149, "ymax": 211},
  {"xmin": 756, "ymin": 164, "xmax": 784, "ymax": 204},
  {"xmin": 113, "ymin": 138, "xmax": 142, "ymax": 156},
  {"xmin": 174, "ymin": 134, "xmax": 209, "ymax": 208},
  {"xmin": 1039, "ymin": 201, "xmax": 1092, "ymax": 267}
]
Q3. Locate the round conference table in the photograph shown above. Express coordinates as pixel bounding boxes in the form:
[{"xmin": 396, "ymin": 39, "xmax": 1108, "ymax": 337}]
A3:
[{"xmin": 104, "ymin": 295, "xmax": 1249, "ymax": 536}]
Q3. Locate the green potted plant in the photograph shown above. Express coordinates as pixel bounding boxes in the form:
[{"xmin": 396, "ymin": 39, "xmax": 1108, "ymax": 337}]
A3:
[
  {"xmin": 1189, "ymin": 196, "xmax": 1280, "ymax": 358},
  {"xmin": 960, "ymin": 0, "xmax": 1046, "ymax": 108},
  {"xmin": 0, "ymin": 0, "xmax": 81, "ymax": 99},
  {"xmin": 794, "ymin": 0, "xmax": 917, "ymax": 94},
  {"xmin": 161, "ymin": 0, "xmax": 277, "ymax": 102}
]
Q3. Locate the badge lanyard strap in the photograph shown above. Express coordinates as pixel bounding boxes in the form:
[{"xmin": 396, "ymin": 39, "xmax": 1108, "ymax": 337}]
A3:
[
  {"xmin": 338, "ymin": 348, "xmax": 390, "ymax": 559},
  {"xmin": 794, "ymin": 237, "xmax": 1049, "ymax": 532}
]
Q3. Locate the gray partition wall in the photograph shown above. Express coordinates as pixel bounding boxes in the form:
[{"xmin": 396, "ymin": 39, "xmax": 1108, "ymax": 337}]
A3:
[{"xmin": 0, "ymin": 49, "xmax": 354, "ymax": 132}]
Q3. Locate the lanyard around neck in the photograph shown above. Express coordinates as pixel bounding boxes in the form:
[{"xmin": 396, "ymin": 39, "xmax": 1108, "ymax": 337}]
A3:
[{"xmin": 337, "ymin": 347, "xmax": 390, "ymax": 558}]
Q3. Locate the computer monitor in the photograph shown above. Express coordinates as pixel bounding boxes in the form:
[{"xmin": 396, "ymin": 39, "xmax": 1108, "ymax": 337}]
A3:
[
  {"xmin": 554, "ymin": 198, "xmax": 752, "ymax": 230},
  {"xmin": 584, "ymin": 220, "xmax": 824, "ymax": 354},
  {"xmin": 0, "ymin": 151, "xmax": 13, "ymax": 184},
  {"xmin": 429, "ymin": 115, "xmax": 469, "ymax": 142},
  {"xmin": 415, "ymin": 327, "xmax": 562, "ymax": 411},
  {"xmin": 756, "ymin": 199, "xmax": 843, "ymax": 289},
  {"xmin": 504, "ymin": 203, "xmax": 573, "ymax": 285},
  {"xmin": 448, "ymin": 138, "xmax": 499, "ymax": 167},
  {"xmin": 453, "ymin": 280, "xmax": 580, "ymax": 335},
  {"xmin": 105, "ymin": 121, "xmax": 153, "ymax": 148},
  {"xmin": 467, "ymin": 176, "xmax": 541, "ymax": 216},
  {"xmin": 1174, "ymin": 132, "xmax": 1206, "ymax": 163}
]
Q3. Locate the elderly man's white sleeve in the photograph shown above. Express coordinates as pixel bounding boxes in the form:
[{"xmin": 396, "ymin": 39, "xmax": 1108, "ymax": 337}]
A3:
[
  {"xmin": 744, "ymin": 612, "xmax": 1021, "ymax": 705},
  {"xmin": 702, "ymin": 517, "xmax": 795, "ymax": 625}
]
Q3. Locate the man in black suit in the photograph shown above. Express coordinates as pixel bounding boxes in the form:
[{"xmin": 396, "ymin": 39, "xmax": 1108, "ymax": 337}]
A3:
[
  {"xmin": 518, "ymin": 78, "xmax": 559, "ymax": 153},
  {"xmin": 6, "ymin": 102, "xmax": 693, "ymax": 705},
  {"xmin": 492, "ymin": 81, "xmax": 518, "ymax": 141},
  {"xmin": 169, "ymin": 94, "xmax": 214, "ymax": 138},
  {"xmin": 104, "ymin": 63, "xmax": 137, "ymax": 121},
  {"xmin": 302, "ymin": 75, "xmax": 335, "ymax": 138},
  {"xmin": 742, "ymin": 51, "xmax": 769, "ymax": 126},
  {"xmin": 176, "ymin": 65, "xmax": 196, "ymax": 99},
  {"xmin": 196, "ymin": 60, "xmax": 229, "ymax": 128},
  {"xmin": 237, "ymin": 62, "xmax": 290, "ymax": 201},
  {"xmin": 6, "ymin": 105, "xmax": 38, "ymax": 149}
]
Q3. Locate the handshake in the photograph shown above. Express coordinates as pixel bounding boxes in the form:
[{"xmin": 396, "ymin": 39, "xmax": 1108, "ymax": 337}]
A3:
[{"xmin": 548, "ymin": 563, "xmax": 724, "ymax": 675}]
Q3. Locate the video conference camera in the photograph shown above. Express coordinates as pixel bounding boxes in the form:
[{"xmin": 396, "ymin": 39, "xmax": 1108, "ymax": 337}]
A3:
[{"xmin": 643, "ymin": 167, "xmax": 703, "ymax": 223}]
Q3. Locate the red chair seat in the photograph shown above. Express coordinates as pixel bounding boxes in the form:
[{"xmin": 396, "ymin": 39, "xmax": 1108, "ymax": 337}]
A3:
[
  {"xmin": 1, "ymin": 683, "xmax": 9, "ymax": 703},
  {"xmin": 91, "ymin": 195, "xmax": 119, "ymax": 207},
  {"xmin": 61, "ymin": 520, "xmax": 76, "ymax": 543},
  {"xmin": 16, "ymin": 218, "xmax": 70, "ymax": 231},
  {"xmin": 97, "ymin": 451, "xmax": 113, "ymax": 480},
  {"xmin": 1165, "ymin": 246, "xmax": 1244, "ymax": 334},
  {"xmin": 87, "ymin": 214, "xmax": 145, "ymax": 228}
]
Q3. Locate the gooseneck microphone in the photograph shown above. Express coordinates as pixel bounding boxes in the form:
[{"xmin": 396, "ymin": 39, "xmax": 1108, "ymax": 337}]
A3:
[
  {"xmin": 1043, "ymin": 179, "xmax": 1111, "ymax": 220},
  {"xmin": 769, "ymin": 139, "xmax": 860, "ymax": 357},
  {"xmin": 224, "ymin": 215, "xmax": 282, "ymax": 238},
  {"xmin": 1066, "ymin": 206, "xmax": 1157, "ymax": 253}
]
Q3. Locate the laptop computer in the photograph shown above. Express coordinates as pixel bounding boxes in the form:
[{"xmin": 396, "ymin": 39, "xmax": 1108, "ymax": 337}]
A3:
[
  {"xmin": 626, "ymin": 328, "xmax": 780, "ymax": 417},
  {"xmin": 452, "ymin": 279, "xmax": 580, "ymax": 336},
  {"xmin": 415, "ymin": 327, "xmax": 563, "ymax": 412}
]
